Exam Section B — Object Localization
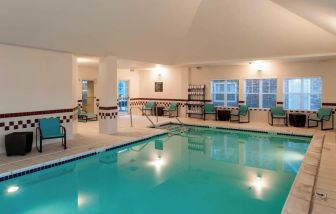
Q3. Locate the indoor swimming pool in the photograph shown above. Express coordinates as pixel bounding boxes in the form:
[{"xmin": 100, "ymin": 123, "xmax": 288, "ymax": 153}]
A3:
[{"xmin": 0, "ymin": 126, "xmax": 311, "ymax": 214}]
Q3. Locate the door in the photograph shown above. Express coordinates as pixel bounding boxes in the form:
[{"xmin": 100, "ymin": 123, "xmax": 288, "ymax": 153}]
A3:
[
  {"xmin": 118, "ymin": 80, "xmax": 129, "ymax": 113},
  {"xmin": 82, "ymin": 80, "xmax": 95, "ymax": 113}
]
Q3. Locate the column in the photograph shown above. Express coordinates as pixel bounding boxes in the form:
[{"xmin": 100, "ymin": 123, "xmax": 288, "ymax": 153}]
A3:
[
  {"xmin": 98, "ymin": 56, "xmax": 118, "ymax": 134},
  {"xmin": 72, "ymin": 55, "xmax": 79, "ymax": 135}
]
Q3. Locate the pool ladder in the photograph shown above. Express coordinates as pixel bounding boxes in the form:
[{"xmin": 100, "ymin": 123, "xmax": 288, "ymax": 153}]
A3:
[
  {"xmin": 130, "ymin": 106, "xmax": 158, "ymax": 127},
  {"xmin": 129, "ymin": 106, "xmax": 184, "ymax": 129}
]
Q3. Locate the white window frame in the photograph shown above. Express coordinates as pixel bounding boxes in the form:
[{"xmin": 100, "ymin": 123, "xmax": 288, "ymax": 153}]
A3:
[
  {"xmin": 283, "ymin": 77, "xmax": 322, "ymax": 110},
  {"xmin": 211, "ymin": 80, "xmax": 239, "ymax": 107},
  {"xmin": 244, "ymin": 78, "xmax": 277, "ymax": 108}
]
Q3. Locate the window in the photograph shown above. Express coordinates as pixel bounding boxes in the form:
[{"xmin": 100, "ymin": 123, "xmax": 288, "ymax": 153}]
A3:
[
  {"xmin": 82, "ymin": 80, "xmax": 88, "ymax": 105},
  {"xmin": 211, "ymin": 80, "xmax": 239, "ymax": 107},
  {"xmin": 245, "ymin": 79, "xmax": 277, "ymax": 108},
  {"xmin": 283, "ymin": 77, "xmax": 322, "ymax": 110}
]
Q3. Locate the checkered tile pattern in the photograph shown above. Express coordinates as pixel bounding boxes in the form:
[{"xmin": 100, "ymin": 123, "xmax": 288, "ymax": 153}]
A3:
[
  {"xmin": 98, "ymin": 105, "xmax": 118, "ymax": 120},
  {"xmin": 96, "ymin": 98, "xmax": 100, "ymax": 108},
  {"xmin": 130, "ymin": 100, "xmax": 188, "ymax": 107},
  {"xmin": 99, "ymin": 112, "xmax": 118, "ymax": 119},
  {"xmin": 0, "ymin": 115, "xmax": 73, "ymax": 131}
]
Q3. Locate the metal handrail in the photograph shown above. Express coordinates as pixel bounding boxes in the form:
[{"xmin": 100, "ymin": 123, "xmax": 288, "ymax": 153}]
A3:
[
  {"xmin": 175, "ymin": 117, "xmax": 183, "ymax": 125},
  {"xmin": 130, "ymin": 106, "xmax": 158, "ymax": 127}
]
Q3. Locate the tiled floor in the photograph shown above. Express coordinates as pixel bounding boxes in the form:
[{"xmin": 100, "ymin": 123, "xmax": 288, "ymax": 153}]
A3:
[{"xmin": 0, "ymin": 115, "xmax": 335, "ymax": 214}]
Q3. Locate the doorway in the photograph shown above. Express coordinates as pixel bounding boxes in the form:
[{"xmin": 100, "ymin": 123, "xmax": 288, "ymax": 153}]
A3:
[
  {"xmin": 118, "ymin": 80, "xmax": 129, "ymax": 113},
  {"xmin": 82, "ymin": 80, "xmax": 95, "ymax": 113}
]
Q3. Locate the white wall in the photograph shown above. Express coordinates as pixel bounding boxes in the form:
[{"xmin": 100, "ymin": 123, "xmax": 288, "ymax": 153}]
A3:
[
  {"xmin": 0, "ymin": 44, "xmax": 76, "ymax": 153},
  {"xmin": 138, "ymin": 67, "xmax": 188, "ymax": 99},
  {"xmin": 0, "ymin": 44, "xmax": 73, "ymax": 112}
]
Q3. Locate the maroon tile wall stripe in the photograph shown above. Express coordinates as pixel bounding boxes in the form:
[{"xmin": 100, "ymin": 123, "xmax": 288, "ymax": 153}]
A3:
[
  {"xmin": 0, "ymin": 107, "xmax": 78, "ymax": 119},
  {"xmin": 130, "ymin": 98, "xmax": 212, "ymax": 102},
  {"xmin": 99, "ymin": 106, "xmax": 118, "ymax": 110},
  {"xmin": 322, "ymin": 103, "xmax": 336, "ymax": 106}
]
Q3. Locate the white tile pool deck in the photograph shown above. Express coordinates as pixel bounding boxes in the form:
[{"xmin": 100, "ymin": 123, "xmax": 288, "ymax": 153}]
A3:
[{"xmin": 0, "ymin": 115, "xmax": 335, "ymax": 214}]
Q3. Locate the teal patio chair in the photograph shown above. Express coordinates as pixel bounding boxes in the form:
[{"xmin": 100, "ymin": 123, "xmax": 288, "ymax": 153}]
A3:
[
  {"xmin": 230, "ymin": 105, "xmax": 250, "ymax": 123},
  {"xmin": 142, "ymin": 101, "xmax": 156, "ymax": 116},
  {"xmin": 268, "ymin": 106, "xmax": 288, "ymax": 126},
  {"xmin": 36, "ymin": 117, "xmax": 66, "ymax": 153},
  {"xmin": 204, "ymin": 103, "xmax": 217, "ymax": 120},
  {"xmin": 308, "ymin": 108, "xmax": 334, "ymax": 130},
  {"xmin": 163, "ymin": 102, "xmax": 178, "ymax": 117},
  {"xmin": 77, "ymin": 106, "xmax": 98, "ymax": 122}
]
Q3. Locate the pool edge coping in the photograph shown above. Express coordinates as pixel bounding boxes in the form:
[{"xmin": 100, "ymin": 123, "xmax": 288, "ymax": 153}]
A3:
[{"xmin": 0, "ymin": 130, "xmax": 169, "ymax": 182}]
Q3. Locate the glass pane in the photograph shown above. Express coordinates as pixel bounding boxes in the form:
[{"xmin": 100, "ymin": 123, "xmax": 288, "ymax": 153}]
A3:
[
  {"xmin": 288, "ymin": 94, "xmax": 301, "ymax": 110},
  {"xmin": 310, "ymin": 94, "xmax": 321, "ymax": 110},
  {"xmin": 227, "ymin": 80, "xmax": 238, "ymax": 93},
  {"xmin": 245, "ymin": 80, "xmax": 252, "ymax": 93},
  {"xmin": 288, "ymin": 79, "xmax": 301, "ymax": 93},
  {"xmin": 245, "ymin": 80, "xmax": 259, "ymax": 93},
  {"xmin": 227, "ymin": 94, "xmax": 238, "ymax": 107},
  {"xmin": 215, "ymin": 94, "xmax": 225, "ymax": 101},
  {"xmin": 262, "ymin": 94, "xmax": 276, "ymax": 108},
  {"xmin": 262, "ymin": 79, "xmax": 270, "ymax": 93},
  {"xmin": 246, "ymin": 94, "xmax": 259, "ymax": 108},
  {"xmin": 303, "ymin": 79, "xmax": 310, "ymax": 93},
  {"xmin": 311, "ymin": 77, "xmax": 322, "ymax": 94},
  {"xmin": 252, "ymin": 80, "xmax": 260, "ymax": 93},
  {"xmin": 270, "ymin": 79, "xmax": 277, "ymax": 93}
]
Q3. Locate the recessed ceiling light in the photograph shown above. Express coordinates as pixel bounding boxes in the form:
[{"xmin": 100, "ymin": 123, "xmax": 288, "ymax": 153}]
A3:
[{"xmin": 77, "ymin": 57, "xmax": 99, "ymax": 64}]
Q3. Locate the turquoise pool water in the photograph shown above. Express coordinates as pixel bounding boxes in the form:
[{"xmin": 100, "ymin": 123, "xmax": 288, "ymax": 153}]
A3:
[{"xmin": 0, "ymin": 126, "xmax": 310, "ymax": 214}]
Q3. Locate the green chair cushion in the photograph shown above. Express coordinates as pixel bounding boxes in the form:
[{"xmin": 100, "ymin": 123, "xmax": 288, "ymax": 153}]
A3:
[
  {"xmin": 271, "ymin": 107, "xmax": 286, "ymax": 117},
  {"xmin": 309, "ymin": 115, "xmax": 321, "ymax": 121},
  {"xmin": 169, "ymin": 102, "xmax": 177, "ymax": 111},
  {"xmin": 204, "ymin": 104, "xmax": 216, "ymax": 113},
  {"xmin": 39, "ymin": 117, "xmax": 63, "ymax": 139},
  {"xmin": 239, "ymin": 105, "xmax": 248, "ymax": 116},
  {"xmin": 144, "ymin": 101, "xmax": 155, "ymax": 110},
  {"xmin": 317, "ymin": 108, "xmax": 332, "ymax": 121}
]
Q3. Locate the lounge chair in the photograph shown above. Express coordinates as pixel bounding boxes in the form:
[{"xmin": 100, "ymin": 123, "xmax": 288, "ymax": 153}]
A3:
[
  {"xmin": 268, "ymin": 106, "xmax": 288, "ymax": 126},
  {"xmin": 77, "ymin": 106, "xmax": 98, "ymax": 122},
  {"xmin": 142, "ymin": 101, "xmax": 155, "ymax": 116},
  {"xmin": 308, "ymin": 108, "xmax": 334, "ymax": 130},
  {"xmin": 36, "ymin": 117, "xmax": 66, "ymax": 153},
  {"xmin": 163, "ymin": 102, "xmax": 178, "ymax": 117},
  {"xmin": 230, "ymin": 105, "xmax": 250, "ymax": 123},
  {"xmin": 204, "ymin": 103, "xmax": 217, "ymax": 120}
]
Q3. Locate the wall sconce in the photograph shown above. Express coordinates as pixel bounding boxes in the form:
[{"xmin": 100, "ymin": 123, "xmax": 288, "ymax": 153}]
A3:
[
  {"xmin": 153, "ymin": 65, "xmax": 166, "ymax": 77},
  {"xmin": 249, "ymin": 61, "xmax": 267, "ymax": 72}
]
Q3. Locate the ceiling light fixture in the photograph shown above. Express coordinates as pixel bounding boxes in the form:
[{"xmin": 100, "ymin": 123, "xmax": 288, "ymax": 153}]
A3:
[{"xmin": 250, "ymin": 60, "xmax": 267, "ymax": 72}]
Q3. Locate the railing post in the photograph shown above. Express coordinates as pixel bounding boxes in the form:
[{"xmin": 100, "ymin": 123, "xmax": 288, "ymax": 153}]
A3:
[
  {"xmin": 156, "ymin": 106, "xmax": 158, "ymax": 123},
  {"xmin": 130, "ymin": 107, "xmax": 133, "ymax": 127}
]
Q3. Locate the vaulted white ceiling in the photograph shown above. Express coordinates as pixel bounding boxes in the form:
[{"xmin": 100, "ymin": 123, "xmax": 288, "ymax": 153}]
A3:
[{"xmin": 0, "ymin": 0, "xmax": 335, "ymax": 65}]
